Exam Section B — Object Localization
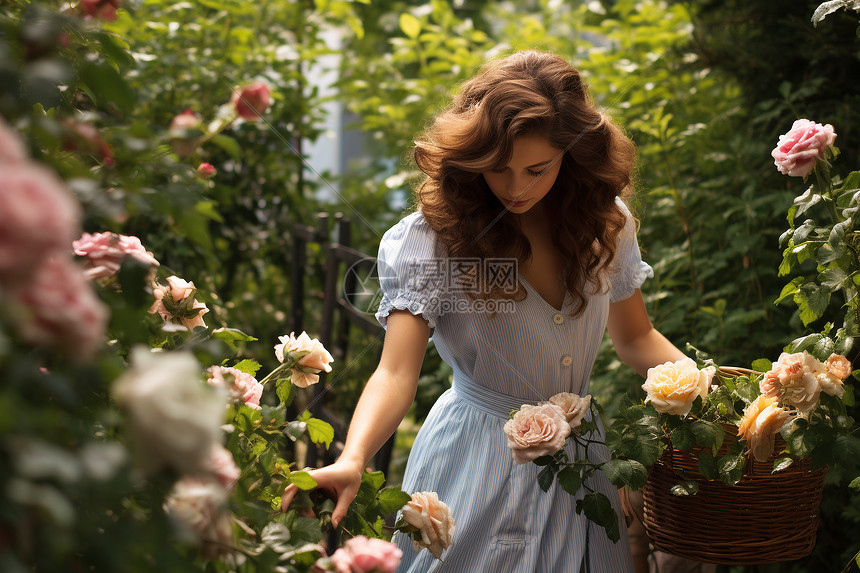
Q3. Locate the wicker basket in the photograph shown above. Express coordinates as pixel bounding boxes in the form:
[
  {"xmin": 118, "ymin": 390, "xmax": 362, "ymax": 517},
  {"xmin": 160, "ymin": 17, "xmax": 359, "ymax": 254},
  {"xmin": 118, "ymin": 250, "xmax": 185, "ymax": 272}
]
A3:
[{"xmin": 641, "ymin": 368, "xmax": 828, "ymax": 565}]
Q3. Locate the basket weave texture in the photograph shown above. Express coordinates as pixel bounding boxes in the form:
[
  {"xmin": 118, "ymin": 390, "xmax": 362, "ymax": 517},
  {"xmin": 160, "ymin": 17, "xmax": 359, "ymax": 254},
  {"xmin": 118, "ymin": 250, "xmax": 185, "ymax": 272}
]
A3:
[{"xmin": 641, "ymin": 368, "xmax": 828, "ymax": 565}]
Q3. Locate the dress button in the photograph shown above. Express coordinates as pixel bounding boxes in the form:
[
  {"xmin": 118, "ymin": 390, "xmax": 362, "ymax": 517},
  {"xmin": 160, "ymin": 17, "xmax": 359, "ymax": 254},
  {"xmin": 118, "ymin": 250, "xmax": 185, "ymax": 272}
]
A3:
[
  {"xmin": 561, "ymin": 355, "xmax": 572, "ymax": 367},
  {"xmin": 553, "ymin": 313, "xmax": 564, "ymax": 325}
]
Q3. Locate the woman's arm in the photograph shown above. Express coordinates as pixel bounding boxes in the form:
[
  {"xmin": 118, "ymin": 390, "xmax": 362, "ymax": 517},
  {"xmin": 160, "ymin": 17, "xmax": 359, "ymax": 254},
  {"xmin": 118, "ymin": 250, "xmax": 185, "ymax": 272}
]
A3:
[
  {"xmin": 280, "ymin": 309, "xmax": 430, "ymax": 526},
  {"xmin": 606, "ymin": 289, "xmax": 686, "ymax": 377}
]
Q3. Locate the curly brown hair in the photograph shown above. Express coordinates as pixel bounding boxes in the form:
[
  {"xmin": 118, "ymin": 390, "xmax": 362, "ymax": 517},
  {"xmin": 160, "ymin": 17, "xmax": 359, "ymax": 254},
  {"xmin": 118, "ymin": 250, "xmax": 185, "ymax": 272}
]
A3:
[{"xmin": 412, "ymin": 50, "xmax": 637, "ymax": 317}]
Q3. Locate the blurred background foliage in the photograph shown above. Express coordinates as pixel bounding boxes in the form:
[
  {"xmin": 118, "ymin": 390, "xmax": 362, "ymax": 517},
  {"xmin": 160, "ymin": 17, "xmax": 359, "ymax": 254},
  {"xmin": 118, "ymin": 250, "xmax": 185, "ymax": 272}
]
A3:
[{"xmin": 2, "ymin": 0, "xmax": 859, "ymax": 570}]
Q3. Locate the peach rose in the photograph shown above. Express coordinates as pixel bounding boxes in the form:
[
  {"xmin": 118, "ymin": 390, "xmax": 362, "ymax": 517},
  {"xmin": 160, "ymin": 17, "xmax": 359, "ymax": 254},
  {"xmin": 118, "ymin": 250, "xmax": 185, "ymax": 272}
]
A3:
[
  {"xmin": 737, "ymin": 395, "xmax": 793, "ymax": 462},
  {"xmin": 231, "ymin": 81, "xmax": 271, "ymax": 121},
  {"xmin": 274, "ymin": 331, "xmax": 334, "ymax": 388},
  {"xmin": 7, "ymin": 256, "xmax": 108, "ymax": 360},
  {"xmin": 825, "ymin": 354, "xmax": 852, "ymax": 380},
  {"xmin": 642, "ymin": 358, "xmax": 715, "ymax": 416},
  {"xmin": 73, "ymin": 232, "xmax": 159, "ymax": 281},
  {"xmin": 164, "ymin": 477, "xmax": 234, "ymax": 558},
  {"xmin": 148, "ymin": 275, "xmax": 209, "ymax": 330},
  {"xmin": 546, "ymin": 392, "xmax": 591, "ymax": 431},
  {"xmin": 771, "ymin": 119, "xmax": 836, "ymax": 178},
  {"xmin": 327, "ymin": 535, "xmax": 402, "ymax": 573},
  {"xmin": 400, "ymin": 491, "xmax": 455, "ymax": 559},
  {"xmin": 760, "ymin": 352, "xmax": 821, "ymax": 415},
  {"xmin": 503, "ymin": 403, "xmax": 571, "ymax": 464},
  {"xmin": 207, "ymin": 365, "xmax": 264, "ymax": 409}
]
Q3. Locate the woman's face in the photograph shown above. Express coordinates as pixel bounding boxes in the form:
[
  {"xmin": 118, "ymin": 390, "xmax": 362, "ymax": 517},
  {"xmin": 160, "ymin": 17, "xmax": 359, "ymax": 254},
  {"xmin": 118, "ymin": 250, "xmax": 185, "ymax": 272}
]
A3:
[{"xmin": 482, "ymin": 133, "xmax": 565, "ymax": 215}]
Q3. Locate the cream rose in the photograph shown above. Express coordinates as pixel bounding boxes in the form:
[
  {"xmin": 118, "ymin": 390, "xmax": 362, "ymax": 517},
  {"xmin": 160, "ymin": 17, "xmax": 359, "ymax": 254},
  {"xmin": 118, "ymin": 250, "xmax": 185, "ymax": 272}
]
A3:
[
  {"xmin": 208, "ymin": 366, "xmax": 264, "ymax": 410},
  {"xmin": 642, "ymin": 358, "xmax": 715, "ymax": 416},
  {"xmin": 737, "ymin": 395, "xmax": 793, "ymax": 462},
  {"xmin": 504, "ymin": 403, "xmax": 571, "ymax": 464},
  {"xmin": 546, "ymin": 392, "xmax": 591, "ymax": 431},
  {"xmin": 400, "ymin": 491, "xmax": 455, "ymax": 559},
  {"xmin": 112, "ymin": 347, "xmax": 226, "ymax": 475},
  {"xmin": 274, "ymin": 331, "xmax": 334, "ymax": 388},
  {"xmin": 73, "ymin": 231, "xmax": 159, "ymax": 281}
]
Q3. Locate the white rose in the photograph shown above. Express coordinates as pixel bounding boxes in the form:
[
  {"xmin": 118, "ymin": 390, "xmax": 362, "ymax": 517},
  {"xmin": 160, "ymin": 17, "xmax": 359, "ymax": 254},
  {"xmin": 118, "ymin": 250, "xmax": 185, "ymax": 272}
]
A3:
[
  {"xmin": 400, "ymin": 491, "xmax": 455, "ymax": 559},
  {"xmin": 112, "ymin": 346, "xmax": 226, "ymax": 475}
]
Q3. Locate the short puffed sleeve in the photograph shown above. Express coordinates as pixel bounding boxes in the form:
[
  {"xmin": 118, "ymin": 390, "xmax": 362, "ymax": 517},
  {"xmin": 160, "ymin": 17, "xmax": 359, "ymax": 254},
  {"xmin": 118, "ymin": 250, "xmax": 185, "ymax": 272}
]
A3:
[
  {"xmin": 374, "ymin": 211, "xmax": 446, "ymax": 330},
  {"xmin": 607, "ymin": 198, "xmax": 654, "ymax": 303}
]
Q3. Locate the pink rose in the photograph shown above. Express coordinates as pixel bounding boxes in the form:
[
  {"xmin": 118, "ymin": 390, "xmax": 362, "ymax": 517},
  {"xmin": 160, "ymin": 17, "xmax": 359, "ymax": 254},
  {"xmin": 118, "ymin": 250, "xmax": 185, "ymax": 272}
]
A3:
[
  {"xmin": 737, "ymin": 395, "xmax": 793, "ymax": 462},
  {"xmin": 148, "ymin": 275, "xmax": 209, "ymax": 330},
  {"xmin": 197, "ymin": 163, "xmax": 216, "ymax": 179},
  {"xmin": 164, "ymin": 477, "xmax": 234, "ymax": 558},
  {"xmin": 231, "ymin": 81, "xmax": 271, "ymax": 121},
  {"xmin": 503, "ymin": 403, "xmax": 571, "ymax": 464},
  {"xmin": 0, "ymin": 117, "xmax": 28, "ymax": 164},
  {"xmin": 642, "ymin": 358, "xmax": 714, "ymax": 416},
  {"xmin": 400, "ymin": 492, "xmax": 455, "ymax": 559},
  {"xmin": 170, "ymin": 109, "xmax": 202, "ymax": 131},
  {"xmin": 274, "ymin": 332, "xmax": 334, "ymax": 388},
  {"xmin": 62, "ymin": 119, "xmax": 114, "ymax": 161},
  {"xmin": 207, "ymin": 366, "xmax": 264, "ymax": 409},
  {"xmin": 7, "ymin": 256, "xmax": 108, "ymax": 360},
  {"xmin": 80, "ymin": 0, "xmax": 120, "ymax": 21},
  {"xmin": 546, "ymin": 392, "xmax": 591, "ymax": 431},
  {"xmin": 205, "ymin": 444, "xmax": 241, "ymax": 490},
  {"xmin": 327, "ymin": 536, "xmax": 402, "ymax": 573},
  {"xmin": 760, "ymin": 352, "xmax": 821, "ymax": 415},
  {"xmin": 0, "ymin": 162, "xmax": 82, "ymax": 283},
  {"xmin": 771, "ymin": 119, "xmax": 836, "ymax": 178},
  {"xmin": 73, "ymin": 232, "xmax": 159, "ymax": 281}
]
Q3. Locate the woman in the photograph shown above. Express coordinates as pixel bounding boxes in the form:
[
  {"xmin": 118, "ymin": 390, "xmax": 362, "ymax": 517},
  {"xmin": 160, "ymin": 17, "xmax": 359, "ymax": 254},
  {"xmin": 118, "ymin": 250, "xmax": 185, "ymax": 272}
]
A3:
[{"xmin": 282, "ymin": 50, "xmax": 685, "ymax": 572}]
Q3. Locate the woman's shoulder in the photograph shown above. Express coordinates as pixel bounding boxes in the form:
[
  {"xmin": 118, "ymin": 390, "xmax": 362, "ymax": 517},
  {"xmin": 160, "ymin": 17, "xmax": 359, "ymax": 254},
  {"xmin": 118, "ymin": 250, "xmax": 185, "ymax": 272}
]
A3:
[{"xmin": 378, "ymin": 209, "xmax": 443, "ymax": 261}]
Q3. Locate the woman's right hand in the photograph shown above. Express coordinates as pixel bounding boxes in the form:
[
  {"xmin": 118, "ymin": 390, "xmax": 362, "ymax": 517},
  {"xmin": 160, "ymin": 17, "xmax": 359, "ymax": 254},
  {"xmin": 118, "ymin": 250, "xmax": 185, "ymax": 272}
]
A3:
[{"xmin": 280, "ymin": 458, "xmax": 364, "ymax": 528}]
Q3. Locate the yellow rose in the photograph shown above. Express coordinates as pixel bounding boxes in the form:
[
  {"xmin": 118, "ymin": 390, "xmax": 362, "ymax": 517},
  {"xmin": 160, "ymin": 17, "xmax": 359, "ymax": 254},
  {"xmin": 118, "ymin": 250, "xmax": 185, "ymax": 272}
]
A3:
[
  {"xmin": 642, "ymin": 358, "xmax": 715, "ymax": 416},
  {"xmin": 737, "ymin": 395, "xmax": 792, "ymax": 462}
]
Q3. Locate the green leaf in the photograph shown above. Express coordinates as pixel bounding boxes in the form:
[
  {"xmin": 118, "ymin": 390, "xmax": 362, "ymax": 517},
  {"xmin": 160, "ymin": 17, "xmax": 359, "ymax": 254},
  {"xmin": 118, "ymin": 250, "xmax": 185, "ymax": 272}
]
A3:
[
  {"xmin": 537, "ymin": 465, "xmax": 555, "ymax": 492},
  {"xmin": 304, "ymin": 417, "xmax": 335, "ymax": 448},
  {"xmin": 691, "ymin": 420, "xmax": 724, "ymax": 452},
  {"xmin": 773, "ymin": 456, "xmax": 793, "ymax": 473},
  {"xmin": 212, "ymin": 328, "xmax": 257, "ymax": 351},
  {"xmin": 79, "ymin": 61, "xmax": 136, "ymax": 112},
  {"xmin": 557, "ymin": 465, "xmax": 583, "ymax": 496},
  {"xmin": 399, "ymin": 13, "xmax": 421, "ymax": 39},
  {"xmin": 600, "ymin": 459, "xmax": 648, "ymax": 490},
  {"xmin": 210, "ymin": 134, "xmax": 242, "ymax": 161},
  {"xmin": 820, "ymin": 267, "xmax": 848, "ymax": 291},
  {"xmin": 276, "ymin": 380, "xmax": 293, "ymax": 407},
  {"xmin": 670, "ymin": 480, "xmax": 699, "ymax": 496},
  {"xmin": 849, "ymin": 477, "xmax": 860, "ymax": 492},
  {"xmin": 533, "ymin": 455, "xmax": 554, "ymax": 466},
  {"xmin": 233, "ymin": 359, "xmax": 262, "ymax": 376},
  {"xmin": 376, "ymin": 488, "xmax": 412, "ymax": 515},
  {"xmin": 718, "ymin": 453, "xmax": 745, "ymax": 485},
  {"xmin": 795, "ymin": 284, "xmax": 831, "ymax": 326},
  {"xmin": 751, "ymin": 358, "xmax": 772, "ymax": 372},
  {"xmin": 575, "ymin": 492, "xmax": 620, "ymax": 542},
  {"xmin": 670, "ymin": 425, "xmax": 696, "ymax": 453},
  {"xmin": 289, "ymin": 471, "xmax": 317, "ymax": 490},
  {"xmin": 812, "ymin": 0, "xmax": 848, "ymax": 25},
  {"xmin": 697, "ymin": 452, "xmax": 718, "ymax": 480}
]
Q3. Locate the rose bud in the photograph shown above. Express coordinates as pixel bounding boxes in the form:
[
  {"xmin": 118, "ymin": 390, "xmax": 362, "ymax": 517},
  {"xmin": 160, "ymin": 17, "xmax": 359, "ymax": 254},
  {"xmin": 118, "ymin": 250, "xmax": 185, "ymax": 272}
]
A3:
[
  {"xmin": 197, "ymin": 163, "xmax": 216, "ymax": 179},
  {"xmin": 230, "ymin": 81, "xmax": 271, "ymax": 121}
]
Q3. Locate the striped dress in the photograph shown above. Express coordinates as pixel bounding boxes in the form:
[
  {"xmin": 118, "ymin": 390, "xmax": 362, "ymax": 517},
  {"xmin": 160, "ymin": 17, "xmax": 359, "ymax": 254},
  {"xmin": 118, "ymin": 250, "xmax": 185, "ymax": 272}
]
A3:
[{"xmin": 375, "ymin": 200, "xmax": 651, "ymax": 573}]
